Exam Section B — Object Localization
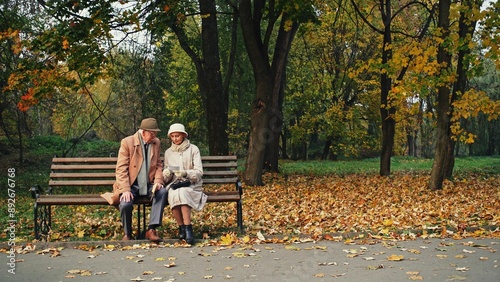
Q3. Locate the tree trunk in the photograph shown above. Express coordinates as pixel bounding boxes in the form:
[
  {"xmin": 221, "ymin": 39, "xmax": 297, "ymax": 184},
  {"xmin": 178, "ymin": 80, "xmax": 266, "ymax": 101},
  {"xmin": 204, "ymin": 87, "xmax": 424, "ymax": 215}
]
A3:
[
  {"xmin": 171, "ymin": 0, "xmax": 229, "ymax": 156},
  {"xmin": 239, "ymin": 0, "xmax": 271, "ymax": 185},
  {"xmin": 240, "ymin": 0, "xmax": 300, "ymax": 185},
  {"xmin": 379, "ymin": 0, "xmax": 394, "ymax": 176},
  {"xmin": 199, "ymin": 0, "xmax": 228, "ymax": 155},
  {"xmin": 429, "ymin": 0, "xmax": 452, "ymax": 190},
  {"xmin": 444, "ymin": 0, "xmax": 479, "ymax": 178},
  {"xmin": 265, "ymin": 20, "xmax": 299, "ymax": 173}
]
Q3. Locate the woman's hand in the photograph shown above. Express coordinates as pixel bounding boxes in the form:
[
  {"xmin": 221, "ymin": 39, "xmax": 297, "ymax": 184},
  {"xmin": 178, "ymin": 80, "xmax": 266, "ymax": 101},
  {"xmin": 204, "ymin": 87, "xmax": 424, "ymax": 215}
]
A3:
[{"xmin": 163, "ymin": 168, "xmax": 172, "ymax": 181}]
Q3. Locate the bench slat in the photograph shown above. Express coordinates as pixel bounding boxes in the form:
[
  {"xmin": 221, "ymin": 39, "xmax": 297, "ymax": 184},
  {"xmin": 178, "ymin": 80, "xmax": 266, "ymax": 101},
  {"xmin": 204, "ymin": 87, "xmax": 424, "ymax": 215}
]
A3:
[
  {"xmin": 37, "ymin": 192, "xmax": 240, "ymax": 205},
  {"xmin": 52, "ymin": 157, "xmax": 119, "ymax": 163},
  {"xmin": 50, "ymin": 172, "xmax": 116, "ymax": 178},
  {"xmin": 202, "ymin": 162, "xmax": 237, "ymax": 168},
  {"xmin": 51, "ymin": 164, "xmax": 116, "ymax": 170},
  {"xmin": 203, "ymin": 178, "xmax": 239, "ymax": 184},
  {"xmin": 52, "ymin": 156, "xmax": 236, "ymax": 162},
  {"xmin": 200, "ymin": 156, "xmax": 237, "ymax": 161},
  {"xmin": 49, "ymin": 180, "xmax": 116, "ymax": 186},
  {"xmin": 203, "ymin": 171, "xmax": 238, "ymax": 176}
]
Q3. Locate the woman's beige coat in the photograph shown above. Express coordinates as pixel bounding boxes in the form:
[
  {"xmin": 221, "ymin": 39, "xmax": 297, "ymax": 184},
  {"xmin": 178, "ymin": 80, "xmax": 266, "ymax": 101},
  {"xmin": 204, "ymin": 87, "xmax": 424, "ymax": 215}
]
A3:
[{"xmin": 164, "ymin": 143, "xmax": 207, "ymax": 211}]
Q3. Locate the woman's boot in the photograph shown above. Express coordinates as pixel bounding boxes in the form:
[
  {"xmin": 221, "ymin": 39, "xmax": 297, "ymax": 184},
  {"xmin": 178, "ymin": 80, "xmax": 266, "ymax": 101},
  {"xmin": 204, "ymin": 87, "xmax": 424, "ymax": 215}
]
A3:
[
  {"xmin": 185, "ymin": 224, "xmax": 194, "ymax": 245},
  {"xmin": 178, "ymin": 225, "xmax": 186, "ymax": 240}
]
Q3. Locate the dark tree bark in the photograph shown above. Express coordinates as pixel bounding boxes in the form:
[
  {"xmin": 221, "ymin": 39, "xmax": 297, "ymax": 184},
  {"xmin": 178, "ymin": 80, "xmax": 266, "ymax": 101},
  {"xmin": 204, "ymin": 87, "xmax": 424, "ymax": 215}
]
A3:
[
  {"xmin": 429, "ymin": 0, "xmax": 452, "ymax": 190},
  {"xmin": 172, "ymin": 0, "xmax": 231, "ymax": 155},
  {"xmin": 444, "ymin": 0, "xmax": 479, "ymax": 178},
  {"xmin": 240, "ymin": 0, "xmax": 300, "ymax": 185}
]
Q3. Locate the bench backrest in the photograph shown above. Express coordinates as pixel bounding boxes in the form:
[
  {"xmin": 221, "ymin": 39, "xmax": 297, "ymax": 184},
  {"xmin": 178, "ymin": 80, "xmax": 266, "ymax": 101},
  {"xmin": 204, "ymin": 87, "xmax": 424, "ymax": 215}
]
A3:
[{"xmin": 49, "ymin": 156, "xmax": 239, "ymax": 191}]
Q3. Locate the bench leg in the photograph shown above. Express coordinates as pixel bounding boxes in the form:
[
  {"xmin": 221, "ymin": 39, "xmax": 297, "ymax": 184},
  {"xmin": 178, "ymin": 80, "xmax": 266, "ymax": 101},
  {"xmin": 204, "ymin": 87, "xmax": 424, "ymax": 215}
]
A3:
[
  {"xmin": 136, "ymin": 204, "xmax": 147, "ymax": 239},
  {"xmin": 34, "ymin": 203, "xmax": 51, "ymax": 240},
  {"xmin": 237, "ymin": 200, "xmax": 244, "ymax": 233}
]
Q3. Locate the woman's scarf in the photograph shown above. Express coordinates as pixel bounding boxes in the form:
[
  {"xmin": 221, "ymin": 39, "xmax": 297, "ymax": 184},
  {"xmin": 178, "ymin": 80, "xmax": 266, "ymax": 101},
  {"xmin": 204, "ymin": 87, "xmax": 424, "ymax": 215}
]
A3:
[{"xmin": 170, "ymin": 139, "xmax": 190, "ymax": 152}]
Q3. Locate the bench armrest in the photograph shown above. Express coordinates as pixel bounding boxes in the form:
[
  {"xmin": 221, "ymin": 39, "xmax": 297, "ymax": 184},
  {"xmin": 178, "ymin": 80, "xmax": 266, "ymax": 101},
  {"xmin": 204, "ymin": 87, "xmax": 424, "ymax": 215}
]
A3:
[
  {"xmin": 236, "ymin": 179, "xmax": 243, "ymax": 196},
  {"xmin": 30, "ymin": 185, "xmax": 53, "ymax": 199},
  {"xmin": 30, "ymin": 185, "xmax": 42, "ymax": 199}
]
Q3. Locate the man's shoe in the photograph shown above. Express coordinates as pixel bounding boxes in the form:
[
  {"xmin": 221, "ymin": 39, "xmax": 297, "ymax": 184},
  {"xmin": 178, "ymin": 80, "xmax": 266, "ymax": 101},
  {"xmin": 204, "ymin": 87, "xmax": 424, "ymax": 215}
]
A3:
[
  {"xmin": 145, "ymin": 229, "xmax": 161, "ymax": 242},
  {"xmin": 122, "ymin": 234, "xmax": 133, "ymax": 241}
]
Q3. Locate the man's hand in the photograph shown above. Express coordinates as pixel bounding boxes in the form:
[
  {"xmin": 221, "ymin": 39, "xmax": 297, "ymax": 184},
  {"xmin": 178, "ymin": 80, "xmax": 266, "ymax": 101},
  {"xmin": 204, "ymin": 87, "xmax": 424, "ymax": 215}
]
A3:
[
  {"xmin": 150, "ymin": 183, "xmax": 163, "ymax": 200},
  {"xmin": 120, "ymin": 191, "xmax": 134, "ymax": 203},
  {"xmin": 152, "ymin": 183, "xmax": 163, "ymax": 194}
]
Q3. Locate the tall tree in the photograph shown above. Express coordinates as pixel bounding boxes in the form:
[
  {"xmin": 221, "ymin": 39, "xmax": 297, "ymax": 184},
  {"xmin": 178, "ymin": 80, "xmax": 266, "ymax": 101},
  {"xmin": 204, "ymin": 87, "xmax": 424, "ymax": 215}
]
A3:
[
  {"xmin": 240, "ymin": 0, "xmax": 316, "ymax": 185},
  {"xmin": 428, "ymin": 0, "xmax": 452, "ymax": 190},
  {"xmin": 428, "ymin": 0, "xmax": 500, "ymax": 189},
  {"xmin": 352, "ymin": 0, "xmax": 435, "ymax": 176},
  {"xmin": 153, "ymin": 0, "xmax": 233, "ymax": 155}
]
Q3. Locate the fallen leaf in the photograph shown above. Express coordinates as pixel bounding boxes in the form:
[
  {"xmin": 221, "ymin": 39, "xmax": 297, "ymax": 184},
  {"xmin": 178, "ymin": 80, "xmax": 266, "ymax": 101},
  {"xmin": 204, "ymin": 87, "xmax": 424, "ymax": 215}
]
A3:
[
  {"xmin": 318, "ymin": 262, "xmax": 337, "ymax": 266},
  {"xmin": 164, "ymin": 262, "xmax": 176, "ymax": 268},
  {"xmin": 406, "ymin": 271, "xmax": 420, "ymax": 275},
  {"xmin": 387, "ymin": 254, "xmax": 404, "ymax": 261},
  {"xmin": 408, "ymin": 249, "xmax": 421, "ymax": 254},
  {"xmin": 479, "ymin": 257, "xmax": 489, "ymax": 260},
  {"xmin": 94, "ymin": 271, "xmax": 107, "ymax": 275},
  {"xmin": 366, "ymin": 265, "xmax": 384, "ymax": 270},
  {"xmin": 285, "ymin": 245, "xmax": 301, "ymax": 251},
  {"xmin": 155, "ymin": 257, "xmax": 165, "ymax": 261},
  {"xmin": 364, "ymin": 257, "xmax": 376, "ymax": 260},
  {"xmin": 447, "ymin": 275, "xmax": 467, "ymax": 281},
  {"xmin": 257, "ymin": 231, "xmax": 266, "ymax": 241},
  {"xmin": 232, "ymin": 252, "xmax": 246, "ymax": 258}
]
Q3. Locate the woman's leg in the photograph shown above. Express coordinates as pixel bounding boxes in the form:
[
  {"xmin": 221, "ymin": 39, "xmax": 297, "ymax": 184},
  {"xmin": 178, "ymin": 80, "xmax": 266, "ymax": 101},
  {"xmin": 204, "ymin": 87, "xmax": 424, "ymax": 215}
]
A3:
[
  {"xmin": 172, "ymin": 206, "xmax": 184, "ymax": 225},
  {"xmin": 172, "ymin": 206, "xmax": 186, "ymax": 239},
  {"xmin": 181, "ymin": 205, "xmax": 192, "ymax": 225}
]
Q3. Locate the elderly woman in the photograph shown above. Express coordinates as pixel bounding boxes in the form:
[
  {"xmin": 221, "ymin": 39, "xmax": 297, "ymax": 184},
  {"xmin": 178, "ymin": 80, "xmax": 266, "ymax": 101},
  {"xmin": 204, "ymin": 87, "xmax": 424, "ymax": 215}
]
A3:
[{"xmin": 163, "ymin": 123, "xmax": 207, "ymax": 245}]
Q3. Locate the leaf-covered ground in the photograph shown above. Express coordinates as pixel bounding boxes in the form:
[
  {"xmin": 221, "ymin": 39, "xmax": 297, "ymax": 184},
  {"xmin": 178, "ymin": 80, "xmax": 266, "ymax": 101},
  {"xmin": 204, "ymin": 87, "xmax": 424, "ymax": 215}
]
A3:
[
  {"xmin": 27, "ymin": 172, "xmax": 500, "ymax": 242},
  {"xmin": 197, "ymin": 172, "xmax": 500, "ymax": 240}
]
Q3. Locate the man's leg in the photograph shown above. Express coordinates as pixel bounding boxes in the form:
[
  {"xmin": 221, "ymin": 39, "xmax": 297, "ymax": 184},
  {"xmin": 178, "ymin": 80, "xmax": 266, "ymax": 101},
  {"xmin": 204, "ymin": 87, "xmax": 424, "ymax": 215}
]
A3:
[
  {"xmin": 145, "ymin": 186, "xmax": 167, "ymax": 242},
  {"xmin": 119, "ymin": 199, "xmax": 134, "ymax": 239},
  {"xmin": 119, "ymin": 186, "xmax": 139, "ymax": 240},
  {"xmin": 149, "ymin": 187, "xmax": 168, "ymax": 226}
]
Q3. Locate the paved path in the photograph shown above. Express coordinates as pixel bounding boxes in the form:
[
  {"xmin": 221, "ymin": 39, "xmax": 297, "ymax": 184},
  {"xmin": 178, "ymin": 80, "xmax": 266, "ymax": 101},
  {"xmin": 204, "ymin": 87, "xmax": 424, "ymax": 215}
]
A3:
[{"xmin": 1, "ymin": 238, "xmax": 499, "ymax": 282}]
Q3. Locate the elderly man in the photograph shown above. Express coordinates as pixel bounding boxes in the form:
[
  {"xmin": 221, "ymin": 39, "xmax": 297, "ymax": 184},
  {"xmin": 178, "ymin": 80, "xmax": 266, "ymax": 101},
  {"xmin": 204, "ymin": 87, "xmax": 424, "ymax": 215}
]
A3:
[{"xmin": 112, "ymin": 118, "xmax": 167, "ymax": 241}]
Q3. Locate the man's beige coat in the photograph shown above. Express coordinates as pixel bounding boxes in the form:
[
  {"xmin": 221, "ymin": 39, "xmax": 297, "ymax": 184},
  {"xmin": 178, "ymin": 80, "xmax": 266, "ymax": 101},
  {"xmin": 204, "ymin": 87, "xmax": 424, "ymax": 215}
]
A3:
[{"xmin": 102, "ymin": 131, "xmax": 164, "ymax": 205}]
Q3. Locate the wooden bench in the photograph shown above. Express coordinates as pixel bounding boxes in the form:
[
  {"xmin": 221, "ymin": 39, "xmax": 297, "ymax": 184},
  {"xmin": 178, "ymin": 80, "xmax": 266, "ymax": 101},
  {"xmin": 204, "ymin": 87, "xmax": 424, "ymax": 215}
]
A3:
[{"xmin": 31, "ymin": 155, "xmax": 243, "ymax": 240}]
